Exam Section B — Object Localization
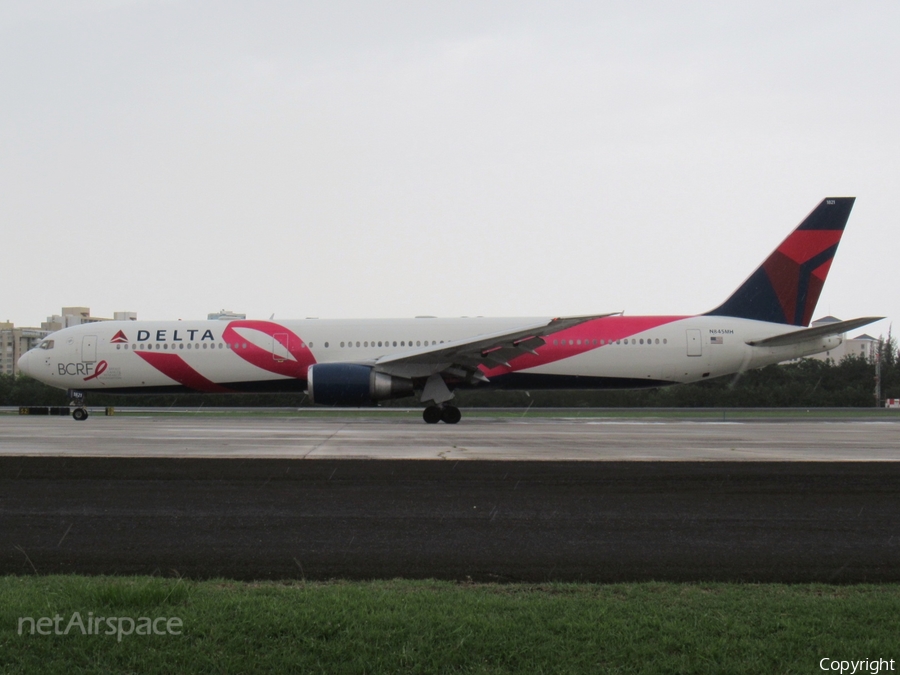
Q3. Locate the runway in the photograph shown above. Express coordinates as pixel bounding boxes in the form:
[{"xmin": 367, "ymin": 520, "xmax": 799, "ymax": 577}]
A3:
[
  {"xmin": 2, "ymin": 414, "xmax": 900, "ymax": 460},
  {"xmin": 2, "ymin": 414, "xmax": 900, "ymax": 582},
  {"xmin": 2, "ymin": 457, "xmax": 899, "ymax": 582}
]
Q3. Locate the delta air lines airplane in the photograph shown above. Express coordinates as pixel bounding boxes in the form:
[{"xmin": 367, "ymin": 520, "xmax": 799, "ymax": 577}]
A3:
[{"xmin": 18, "ymin": 198, "xmax": 881, "ymax": 423}]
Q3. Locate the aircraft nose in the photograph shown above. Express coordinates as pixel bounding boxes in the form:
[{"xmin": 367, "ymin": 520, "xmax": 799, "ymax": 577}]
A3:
[{"xmin": 17, "ymin": 350, "xmax": 35, "ymax": 378}]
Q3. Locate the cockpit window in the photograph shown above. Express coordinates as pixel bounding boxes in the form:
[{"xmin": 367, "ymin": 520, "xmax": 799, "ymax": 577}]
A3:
[{"xmin": 38, "ymin": 340, "xmax": 54, "ymax": 350}]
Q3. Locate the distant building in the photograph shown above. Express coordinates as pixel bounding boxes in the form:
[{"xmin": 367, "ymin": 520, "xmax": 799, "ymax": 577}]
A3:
[
  {"xmin": 0, "ymin": 322, "xmax": 50, "ymax": 377},
  {"xmin": 208, "ymin": 309, "xmax": 246, "ymax": 320},
  {"xmin": 41, "ymin": 307, "xmax": 136, "ymax": 332},
  {"xmin": 3, "ymin": 307, "xmax": 138, "ymax": 377},
  {"xmin": 807, "ymin": 316, "xmax": 879, "ymax": 363}
]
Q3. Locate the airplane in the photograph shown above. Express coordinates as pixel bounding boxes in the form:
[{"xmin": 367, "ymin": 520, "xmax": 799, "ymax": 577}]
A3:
[{"xmin": 17, "ymin": 197, "xmax": 881, "ymax": 423}]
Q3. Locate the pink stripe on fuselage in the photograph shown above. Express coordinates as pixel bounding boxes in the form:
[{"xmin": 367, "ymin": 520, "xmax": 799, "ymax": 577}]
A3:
[
  {"xmin": 135, "ymin": 352, "xmax": 233, "ymax": 393},
  {"xmin": 481, "ymin": 315, "xmax": 688, "ymax": 377},
  {"xmin": 222, "ymin": 320, "xmax": 316, "ymax": 379}
]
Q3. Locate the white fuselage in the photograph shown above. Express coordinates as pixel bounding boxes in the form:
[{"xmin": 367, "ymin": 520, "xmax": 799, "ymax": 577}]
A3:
[{"xmin": 18, "ymin": 314, "xmax": 841, "ymax": 395}]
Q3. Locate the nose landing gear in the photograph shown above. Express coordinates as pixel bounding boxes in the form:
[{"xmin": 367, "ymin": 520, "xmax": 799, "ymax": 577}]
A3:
[{"xmin": 68, "ymin": 389, "xmax": 88, "ymax": 421}]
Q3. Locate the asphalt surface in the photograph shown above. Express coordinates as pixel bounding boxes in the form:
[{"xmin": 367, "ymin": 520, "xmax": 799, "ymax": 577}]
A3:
[
  {"xmin": 3, "ymin": 414, "xmax": 900, "ymax": 460},
  {"xmin": 3, "ymin": 456, "xmax": 899, "ymax": 582}
]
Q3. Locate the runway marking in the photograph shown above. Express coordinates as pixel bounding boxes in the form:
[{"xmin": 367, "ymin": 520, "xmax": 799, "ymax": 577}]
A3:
[{"xmin": 302, "ymin": 423, "xmax": 348, "ymax": 459}]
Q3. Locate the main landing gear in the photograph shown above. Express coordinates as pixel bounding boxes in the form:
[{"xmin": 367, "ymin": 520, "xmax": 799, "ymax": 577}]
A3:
[
  {"xmin": 69, "ymin": 389, "xmax": 88, "ymax": 422},
  {"xmin": 420, "ymin": 374, "xmax": 460, "ymax": 424},
  {"xmin": 423, "ymin": 404, "xmax": 461, "ymax": 425}
]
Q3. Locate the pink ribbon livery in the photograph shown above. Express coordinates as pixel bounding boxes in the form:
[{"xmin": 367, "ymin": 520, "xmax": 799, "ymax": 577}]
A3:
[{"xmin": 83, "ymin": 360, "xmax": 108, "ymax": 381}]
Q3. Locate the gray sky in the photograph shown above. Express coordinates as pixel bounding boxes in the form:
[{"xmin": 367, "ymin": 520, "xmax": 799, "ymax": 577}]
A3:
[{"xmin": 3, "ymin": 1, "xmax": 898, "ymax": 338}]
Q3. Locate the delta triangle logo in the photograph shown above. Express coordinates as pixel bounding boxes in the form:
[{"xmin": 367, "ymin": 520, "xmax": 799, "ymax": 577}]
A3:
[{"xmin": 110, "ymin": 330, "xmax": 129, "ymax": 344}]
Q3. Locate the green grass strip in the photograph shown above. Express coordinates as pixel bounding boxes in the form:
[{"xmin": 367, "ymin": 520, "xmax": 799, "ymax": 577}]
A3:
[{"xmin": 2, "ymin": 576, "xmax": 899, "ymax": 673}]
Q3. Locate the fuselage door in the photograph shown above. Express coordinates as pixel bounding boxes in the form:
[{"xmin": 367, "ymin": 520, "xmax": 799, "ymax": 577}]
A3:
[
  {"xmin": 82, "ymin": 335, "xmax": 98, "ymax": 363},
  {"xmin": 686, "ymin": 329, "xmax": 702, "ymax": 357},
  {"xmin": 273, "ymin": 333, "xmax": 289, "ymax": 362}
]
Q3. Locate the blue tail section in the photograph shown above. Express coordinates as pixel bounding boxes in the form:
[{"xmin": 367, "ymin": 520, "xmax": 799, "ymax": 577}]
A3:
[{"xmin": 705, "ymin": 198, "xmax": 854, "ymax": 326}]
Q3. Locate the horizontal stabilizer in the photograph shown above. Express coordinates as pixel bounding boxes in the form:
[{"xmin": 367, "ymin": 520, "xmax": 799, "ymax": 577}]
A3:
[{"xmin": 746, "ymin": 317, "xmax": 883, "ymax": 347}]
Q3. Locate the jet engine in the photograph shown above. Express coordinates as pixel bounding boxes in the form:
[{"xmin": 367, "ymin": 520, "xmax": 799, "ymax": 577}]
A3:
[{"xmin": 307, "ymin": 363, "xmax": 415, "ymax": 406}]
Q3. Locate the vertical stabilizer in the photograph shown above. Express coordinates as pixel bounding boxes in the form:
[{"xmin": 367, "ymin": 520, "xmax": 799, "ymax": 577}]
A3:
[{"xmin": 705, "ymin": 197, "xmax": 855, "ymax": 326}]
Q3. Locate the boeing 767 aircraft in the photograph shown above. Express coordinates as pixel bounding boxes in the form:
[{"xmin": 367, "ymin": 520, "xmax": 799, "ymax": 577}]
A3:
[{"xmin": 18, "ymin": 197, "xmax": 881, "ymax": 423}]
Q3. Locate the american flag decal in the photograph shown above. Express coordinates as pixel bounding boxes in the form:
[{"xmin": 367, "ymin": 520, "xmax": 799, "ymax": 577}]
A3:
[{"xmin": 710, "ymin": 336, "xmax": 724, "ymax": 345}]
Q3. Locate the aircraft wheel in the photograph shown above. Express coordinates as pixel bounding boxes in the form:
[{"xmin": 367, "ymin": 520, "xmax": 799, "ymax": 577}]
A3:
[
  {"xmin": 72, "ymin": 408, "xmax": 89, "ymax": 422},
  {"xmin": 423, "ymin": 406, "xmax": 442, "ymax": 424},
  {"xmin": 440, "ymin": 405, "xmax": 461, "ymax": 425}
]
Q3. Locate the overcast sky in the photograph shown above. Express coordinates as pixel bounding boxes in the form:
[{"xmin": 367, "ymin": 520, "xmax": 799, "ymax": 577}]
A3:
[{"xmin": 2, "ymin": 1, "xmax": 898, "ymax": 337}]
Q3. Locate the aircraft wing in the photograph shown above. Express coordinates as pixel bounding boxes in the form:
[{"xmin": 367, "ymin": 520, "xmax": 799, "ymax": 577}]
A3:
[
  {"xmin": 746, "ymin": 317, "xmax": 884, "ymax": 347},
  {"xmin": 373, "ymin": 313, "xmax": 620, "ymax": 381}
]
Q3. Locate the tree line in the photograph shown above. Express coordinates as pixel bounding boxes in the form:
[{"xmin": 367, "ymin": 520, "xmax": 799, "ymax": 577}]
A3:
[{"xmin": 2, "ymin": 336, "xmax": 898, "ymax": 408}]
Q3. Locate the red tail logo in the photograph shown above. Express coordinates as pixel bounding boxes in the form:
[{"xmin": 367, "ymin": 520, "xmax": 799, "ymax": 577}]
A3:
[
  {"xmin": 706, "ymin": 198, "xmax": 855, "ymax": 326},
  {"xmin": 110, "ymin": 330, "xmax": 128, "ymax": 343}
]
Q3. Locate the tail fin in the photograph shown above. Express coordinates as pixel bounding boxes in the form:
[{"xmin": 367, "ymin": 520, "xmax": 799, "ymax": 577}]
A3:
[{"xmin": 705, "ymin": 197, "xmax": 855, "ymax": 326}]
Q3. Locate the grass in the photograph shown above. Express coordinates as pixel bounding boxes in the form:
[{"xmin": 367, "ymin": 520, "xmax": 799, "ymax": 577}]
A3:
[{"xmin": 2, "ymin": 576, "xmax": 899, "ymax": 674}]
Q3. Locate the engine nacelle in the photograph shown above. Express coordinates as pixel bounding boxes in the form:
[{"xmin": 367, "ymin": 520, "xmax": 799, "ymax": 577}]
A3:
[{"xmin": 307, "ymin": 363, "xmax": 415, "ymax": 406}]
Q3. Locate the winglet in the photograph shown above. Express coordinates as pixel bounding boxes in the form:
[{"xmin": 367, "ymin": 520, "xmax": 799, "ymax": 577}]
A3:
[{"xmin": 706, "ymin": 198, "xmax": 855, "ymax": 326}]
